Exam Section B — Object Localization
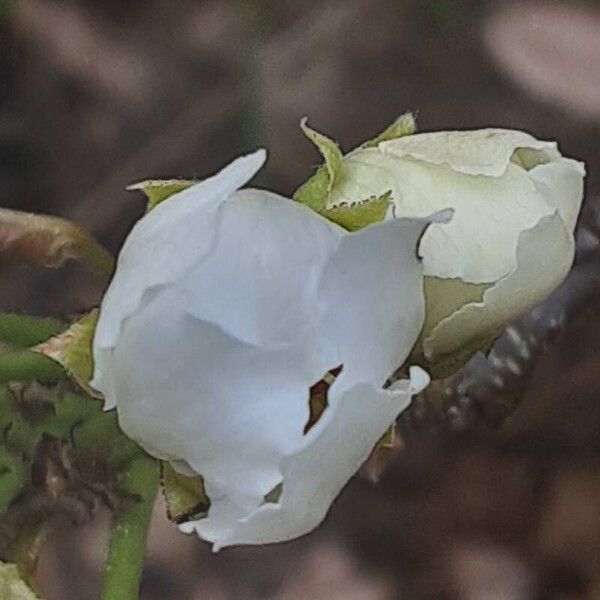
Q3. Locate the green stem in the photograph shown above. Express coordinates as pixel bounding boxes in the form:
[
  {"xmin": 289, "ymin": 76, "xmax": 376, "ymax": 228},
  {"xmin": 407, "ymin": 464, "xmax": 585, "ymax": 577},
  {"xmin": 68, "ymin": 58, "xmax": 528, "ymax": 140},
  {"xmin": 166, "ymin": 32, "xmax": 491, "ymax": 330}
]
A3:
[
  {"xmin": 101, "ymin": 455, "xmax": 159, "ymax": 600},
  {"xmin": 0, "ymin": 313, "xmax": 65, "ymax": 348},
  {"xmin": 239, "ymin": 0, "xmax": 267, "ymax": 158},
  {"xmin": 0, "ymin": 350, "xmax": 67, "ymax": 383},
  {"xmin": 0, "ymin": 448, "xmax": 28, "ymax": 515}
]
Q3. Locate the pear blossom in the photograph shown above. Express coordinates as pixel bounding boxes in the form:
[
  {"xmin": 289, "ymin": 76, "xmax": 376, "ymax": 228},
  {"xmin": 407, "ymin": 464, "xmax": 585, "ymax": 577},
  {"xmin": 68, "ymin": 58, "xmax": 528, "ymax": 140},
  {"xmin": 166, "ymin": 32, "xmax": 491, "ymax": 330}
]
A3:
[
  {"xmin": 91, "ymin": 150, "xmax": 436, "ymax": 549},
  {"xmin": 299, "ymin": 126, "xmax": 585, "ymax": 374}
]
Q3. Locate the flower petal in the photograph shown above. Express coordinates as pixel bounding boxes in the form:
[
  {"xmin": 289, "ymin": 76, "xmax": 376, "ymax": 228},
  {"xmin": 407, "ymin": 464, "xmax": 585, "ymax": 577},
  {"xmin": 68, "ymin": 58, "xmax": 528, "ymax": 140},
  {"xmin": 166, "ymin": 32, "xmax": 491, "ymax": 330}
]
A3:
[
  {"xmin": 423, "ymin": 211, "xmax": 574, "ymax": 361},
  {"xmin": 329, "ymin": 149, "xmax": 555, "ymax": 283},
  {"xmin": 528, "ymin": 158, "xmax": 585, "ymax": 232},
  {"xmin": 103, "ymin": 283, "xmax": 334, "ymax": 508},
  {"xmin": 379, "ymin": 128, "xmax": 560, "ymax": 177},
  {"xmin": 317, "ymin": 215, "xmax": 439, "ymax": 390},
  {"xmin": 92, "ymin": 150, "xmax": 266, "ymax": 354},
  {"xmin": 181, "ymin": 367, "xmax": 429, "ymax": 550},
  {"xmin": 182, "ymin": 189, "xmax": 343, "ymax": 349}
]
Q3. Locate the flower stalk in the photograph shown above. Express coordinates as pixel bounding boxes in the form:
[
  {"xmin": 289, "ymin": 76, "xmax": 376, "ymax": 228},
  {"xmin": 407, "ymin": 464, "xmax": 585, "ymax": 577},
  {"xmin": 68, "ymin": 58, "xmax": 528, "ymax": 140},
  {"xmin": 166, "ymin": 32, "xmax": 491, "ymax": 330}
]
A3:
[{"xmin": 101, "ymin": 454, "xmax": 159, "ymax": 600}]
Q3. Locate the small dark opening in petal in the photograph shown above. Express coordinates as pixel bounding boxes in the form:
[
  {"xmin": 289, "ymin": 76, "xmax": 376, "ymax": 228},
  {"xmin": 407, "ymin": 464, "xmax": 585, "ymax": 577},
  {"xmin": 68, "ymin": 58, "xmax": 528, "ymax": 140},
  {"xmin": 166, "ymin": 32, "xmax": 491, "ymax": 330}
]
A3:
[
  {"xmin": 303, "ymin": 365, "xmax": 343, "ymax": 434},
  {"xmin": 263, "ymin": 482, "xmax": 283, "ymax": 505}
]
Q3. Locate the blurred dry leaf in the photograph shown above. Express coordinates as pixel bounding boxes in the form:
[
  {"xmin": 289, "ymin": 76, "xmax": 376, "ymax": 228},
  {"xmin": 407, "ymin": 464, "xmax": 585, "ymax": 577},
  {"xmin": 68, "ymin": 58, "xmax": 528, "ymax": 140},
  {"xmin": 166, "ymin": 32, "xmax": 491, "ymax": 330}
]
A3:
[
  {"xmin": 0, "ymin": 209, "xmax": 114, "ymax": 276},
  {"xmin": 484, "ymin": 1, "xmax": 600, "ymax": 119}
]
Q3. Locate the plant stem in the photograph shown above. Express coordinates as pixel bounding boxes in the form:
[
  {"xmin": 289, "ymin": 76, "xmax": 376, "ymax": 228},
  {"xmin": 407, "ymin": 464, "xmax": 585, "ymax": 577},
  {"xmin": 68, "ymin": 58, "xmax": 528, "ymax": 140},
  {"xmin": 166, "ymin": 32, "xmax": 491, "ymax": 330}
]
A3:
[
  {"xmin": 0, "ymin": 448, "xmax": 28, "ymax": 515},
  {"xmin": 239, "ymin": 0, "xmax": 266, "ymax": 158},
  {"xmin": 101, "ymin": 455, "xmax": 159, "ymax": 600},
  {"xmin": 0, "ymin": 350, "xmax": 67, "ymax": 383},
  {"xmin": 0, "ymin": 313, "xmax": 65, "ymax": 348}
]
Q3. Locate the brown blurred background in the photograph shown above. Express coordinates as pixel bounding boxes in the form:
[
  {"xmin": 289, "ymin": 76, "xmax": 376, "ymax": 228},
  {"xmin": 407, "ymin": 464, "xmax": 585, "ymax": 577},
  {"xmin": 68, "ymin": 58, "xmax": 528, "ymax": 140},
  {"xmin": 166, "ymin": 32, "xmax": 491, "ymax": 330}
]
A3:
[{"xmin": 1, "ymin": 0, "xmax": 600, "ymax": 598}]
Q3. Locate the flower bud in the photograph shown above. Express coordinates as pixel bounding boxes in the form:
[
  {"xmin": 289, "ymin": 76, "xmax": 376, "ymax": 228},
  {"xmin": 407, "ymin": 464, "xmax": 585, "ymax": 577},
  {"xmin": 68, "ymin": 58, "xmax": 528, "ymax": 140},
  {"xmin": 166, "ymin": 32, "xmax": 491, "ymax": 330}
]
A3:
[
  {"xmin": 92, "ymin": 150, "xmax": 434, "ymax": 549},
  {"xmin": 296, "ymin": 122, "xmax": 585, "ymax": 376}
]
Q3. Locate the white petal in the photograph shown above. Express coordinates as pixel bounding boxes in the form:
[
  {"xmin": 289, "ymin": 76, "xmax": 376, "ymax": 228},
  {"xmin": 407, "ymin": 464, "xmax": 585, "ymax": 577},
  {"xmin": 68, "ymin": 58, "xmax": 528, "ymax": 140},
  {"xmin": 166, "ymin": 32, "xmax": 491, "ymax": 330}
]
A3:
[
  {"xmin": 182, "ymin": 367, "xmax": 429, "ymax": 550},
  {"xmin": 104, "ymin": 283, "xmax": 334, "ymax": 507},
  {"xmin": 183, "ymin": 189, "xmax": 343, "ymax": 349},
  {"xmin": 528, "ymin": 158, "xmax": 585, "ymax": 232},
  {"xmin": 94, "ymin": 173, "xmax": 433, "ymax": 550},
  {"xmin": 379, "ymin": 128, "xmax": 560, "ymax": 177},
  {"xmin": 93, "ymin": 150, "xmax": 266, "ymax": 354},
  {"xmin": 329, "ymin": 149, "xmax": 555, "ymax": 283},
  {"xmin": 423, "ymin": 211, "xmax": 574, "ymax": 361},
  {"xmin": 317, "ymin": 216, "xmax": 438, "ymax": 390}
]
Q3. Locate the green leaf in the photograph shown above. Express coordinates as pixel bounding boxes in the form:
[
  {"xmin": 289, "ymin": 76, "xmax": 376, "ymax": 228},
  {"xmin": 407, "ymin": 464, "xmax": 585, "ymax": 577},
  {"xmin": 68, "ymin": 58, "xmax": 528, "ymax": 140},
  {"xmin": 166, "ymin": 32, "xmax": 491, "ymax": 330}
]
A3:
[
  {"xmin": 34, "ymin": 311, "xmax": 99, "ymax": 397},
  {"xmin": 161, "ymin": 462, "xmax": 210, "ymax": 524},
  {"xmin": 0, "ymin": 562, "xmax": 39, "ymax": 599},
  {"xmin": 300, "ymin": 119, "xmax": 344, "ymax": 193},
  {"xmin": 321, "ymin": 192, "xmax": 390, "ymax": 231},
  {"xmin": 127, "ymin": 179, "xmax": 196, "ymax": 212},
  {"xmin": 362, "ymin": 112, "xmax": 416, "ymax": 148},
  {"xmin": 0, "ymin": 314, "xmax": 66, "ymax": 349}
]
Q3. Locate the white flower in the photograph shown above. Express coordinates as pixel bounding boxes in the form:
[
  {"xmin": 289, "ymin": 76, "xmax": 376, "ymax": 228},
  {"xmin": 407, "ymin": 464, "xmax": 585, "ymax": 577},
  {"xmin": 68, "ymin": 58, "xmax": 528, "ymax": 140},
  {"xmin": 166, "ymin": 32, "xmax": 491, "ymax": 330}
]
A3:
[
  {"xmin": 323, "ymin": 128, "xmax": 585, "ymax": 372},
  {"xmin": 91, "ymin": 150, "xmax": 434, "ymax": 549}
]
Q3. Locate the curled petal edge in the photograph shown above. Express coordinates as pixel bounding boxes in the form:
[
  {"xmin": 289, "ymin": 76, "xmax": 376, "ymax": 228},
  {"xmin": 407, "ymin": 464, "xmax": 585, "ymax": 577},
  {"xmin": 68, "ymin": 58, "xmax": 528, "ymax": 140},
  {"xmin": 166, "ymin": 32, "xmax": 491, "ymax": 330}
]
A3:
[
  {"xmin": 423, "ymin": 210, "xmax": 574, "ymax": 362},
  {"xmin": 179, "ymin": 366, "xmax": 429, "ymax": 550}
]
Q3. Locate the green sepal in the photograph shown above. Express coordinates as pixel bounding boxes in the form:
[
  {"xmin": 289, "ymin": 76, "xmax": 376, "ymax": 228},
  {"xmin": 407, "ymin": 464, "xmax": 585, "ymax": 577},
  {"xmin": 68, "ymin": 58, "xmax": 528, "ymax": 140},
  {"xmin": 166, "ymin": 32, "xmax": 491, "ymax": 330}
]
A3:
[
  {"xmin": 299, "ymin": 119, "xmax": 343, "ymax": 193},
  {"xmin": 377, "ymin": 423, "xmax": 396, "ymax": 448},
  {"xmin": 34, "ymin": 311, "xmax": 100, "ymax": 398},
  {"xmin": 0, "ymin": 562, "xmax": 38, "ymax": 599},
  {"xmin": 295, "ymin": 115, "xmax": 414, "ymax": 231},
  {"xmin": 161, "ymin": 462, "xmax": 210, "ymax": 524},
  {"xmin": 321, "ymin": 192, "xmax": 390, "ymax": 231},
  {"xmin": 362, "ymin": 111, "xmax": 416, "ymax": 148},
  {"xmin": 127, "ymin": 179, "xmax": 196, "ymax": 212},
  {"xmin": 293, "ymin": 165, "xmax": 330, "ymax": 213}
]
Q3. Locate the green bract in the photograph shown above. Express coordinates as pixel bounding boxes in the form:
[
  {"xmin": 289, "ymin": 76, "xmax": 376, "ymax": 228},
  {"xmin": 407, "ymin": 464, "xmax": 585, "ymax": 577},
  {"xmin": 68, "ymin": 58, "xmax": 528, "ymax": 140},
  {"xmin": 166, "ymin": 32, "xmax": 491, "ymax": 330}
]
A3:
[
  {"xmin": 34, "ymin": 310, "xmax": 100, "ymax": 398},
  {"xmin": 127, "ymin": 179, "xmax": 196, "ymax": 212},
  {"xmin": 294, "ymin": 115, "xmax": 418, "ymax": 231}
]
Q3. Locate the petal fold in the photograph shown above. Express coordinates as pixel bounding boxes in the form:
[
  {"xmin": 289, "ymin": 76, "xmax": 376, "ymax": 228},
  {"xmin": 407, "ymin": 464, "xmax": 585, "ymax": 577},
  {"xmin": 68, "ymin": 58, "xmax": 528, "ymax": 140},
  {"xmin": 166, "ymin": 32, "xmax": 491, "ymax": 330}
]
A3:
[
  {"xmin": 317, "ymin": 215, "xmax": 442, "ymax": 390},
  {"xmin": 183, "ymin": 189, "xmax": 342, "ymax": 349},
  {"xmin": 93, "ymin": 150, "xmax": 266, "ymax": 353},
  {"xmin": 329, "ymin": 151, "xmax": 554, "ymax": 283},
  {"xmin": 182, "ymin": 367, "xmax": 429, "ymax": 550},
  {"xmin": 379, "ymin": 128, "xmax": 560, "ymax": 177},
  {"xmin": 423, "ymin": 211, "xmax": 574, "ymax": 361}
]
